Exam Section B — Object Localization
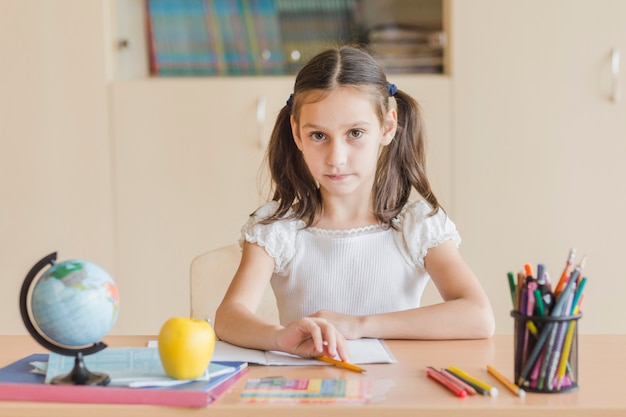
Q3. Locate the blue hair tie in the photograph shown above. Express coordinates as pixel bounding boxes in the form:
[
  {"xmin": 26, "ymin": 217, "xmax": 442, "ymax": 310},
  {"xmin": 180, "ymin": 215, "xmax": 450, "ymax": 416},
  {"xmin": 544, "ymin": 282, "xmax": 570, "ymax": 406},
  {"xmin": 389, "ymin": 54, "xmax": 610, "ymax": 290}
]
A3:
[
  {"xmin": 286, "ymin": 93, "xmax": 294, "ymax": 108},
  {"xmin": 387, "ymin": 83, "xmax": 398, "ymax": 97}
]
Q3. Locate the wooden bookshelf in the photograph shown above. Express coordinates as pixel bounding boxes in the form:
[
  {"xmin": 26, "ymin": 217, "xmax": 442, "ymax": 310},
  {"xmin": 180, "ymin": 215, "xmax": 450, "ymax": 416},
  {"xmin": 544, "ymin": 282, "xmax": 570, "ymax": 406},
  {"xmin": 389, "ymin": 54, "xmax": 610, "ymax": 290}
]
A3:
[{"xmin": 111, "ymin": 0, "xmax": 447, "ymax": 79}]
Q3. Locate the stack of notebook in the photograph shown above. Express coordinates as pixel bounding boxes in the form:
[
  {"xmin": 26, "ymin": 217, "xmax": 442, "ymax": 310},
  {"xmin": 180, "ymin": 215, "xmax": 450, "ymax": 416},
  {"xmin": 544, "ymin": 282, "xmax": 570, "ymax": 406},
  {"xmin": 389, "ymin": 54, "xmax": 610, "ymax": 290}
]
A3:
[{"xmin": 0, "ymin": 347, "xmax": 248, "ymax": 408}]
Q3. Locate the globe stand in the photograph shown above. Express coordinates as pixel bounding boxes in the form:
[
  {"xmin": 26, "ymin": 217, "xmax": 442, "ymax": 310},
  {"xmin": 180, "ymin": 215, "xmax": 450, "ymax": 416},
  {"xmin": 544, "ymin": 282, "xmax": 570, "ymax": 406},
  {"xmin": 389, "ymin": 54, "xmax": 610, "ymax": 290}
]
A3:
[
  {"xmin": 51, "ymin": 352, "xmax": 111, "ymax": 386},
  {"xmin": 19, "ymin": 252, "xmax": 112, "ymax": 386}
]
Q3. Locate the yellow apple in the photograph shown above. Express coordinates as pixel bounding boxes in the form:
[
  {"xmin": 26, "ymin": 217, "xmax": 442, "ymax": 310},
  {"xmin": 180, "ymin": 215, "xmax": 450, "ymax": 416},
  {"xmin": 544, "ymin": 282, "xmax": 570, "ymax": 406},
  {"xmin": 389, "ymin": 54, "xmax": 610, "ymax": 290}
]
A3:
[{"xmin": 157, "ymin": 316, "xmax": 216, "ymax": 380}]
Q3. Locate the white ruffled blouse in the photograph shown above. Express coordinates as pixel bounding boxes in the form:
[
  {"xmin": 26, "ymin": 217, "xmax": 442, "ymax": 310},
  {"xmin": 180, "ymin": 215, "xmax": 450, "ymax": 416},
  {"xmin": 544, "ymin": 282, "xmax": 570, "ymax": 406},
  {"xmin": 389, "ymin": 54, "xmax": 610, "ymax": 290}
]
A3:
[{"xmin": 240, "ymin": 200, "xmax": 461, "ymax": 325}]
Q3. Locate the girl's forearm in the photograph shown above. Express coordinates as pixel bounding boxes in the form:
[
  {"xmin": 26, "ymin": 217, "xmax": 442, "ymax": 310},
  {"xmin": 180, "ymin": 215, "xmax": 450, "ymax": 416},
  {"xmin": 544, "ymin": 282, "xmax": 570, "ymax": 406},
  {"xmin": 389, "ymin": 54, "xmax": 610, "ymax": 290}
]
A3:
[
  {"xmin": 214, "ymin": 303, "xmax": 283, "ymax": 351},
  {"xmin": 359, "ymin": 298, "xmax": 495, "ymax": 340}
]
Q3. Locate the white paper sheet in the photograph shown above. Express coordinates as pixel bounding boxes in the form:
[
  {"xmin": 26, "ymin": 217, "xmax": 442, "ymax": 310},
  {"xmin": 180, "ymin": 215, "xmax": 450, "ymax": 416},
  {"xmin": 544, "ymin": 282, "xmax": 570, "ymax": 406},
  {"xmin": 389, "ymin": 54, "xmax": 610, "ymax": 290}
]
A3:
[{"xmin": 210, "ymin": 338, "xmax": 397, "ymax": 365}]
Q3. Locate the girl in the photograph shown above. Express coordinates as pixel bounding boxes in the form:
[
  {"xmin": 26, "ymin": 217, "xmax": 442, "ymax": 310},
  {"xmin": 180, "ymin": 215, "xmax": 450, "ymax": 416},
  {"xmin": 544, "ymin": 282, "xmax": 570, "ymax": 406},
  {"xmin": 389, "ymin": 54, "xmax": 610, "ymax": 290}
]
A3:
[{"xmin": 215, "ymin": 46, "xmax": 494, "ymax": 361}]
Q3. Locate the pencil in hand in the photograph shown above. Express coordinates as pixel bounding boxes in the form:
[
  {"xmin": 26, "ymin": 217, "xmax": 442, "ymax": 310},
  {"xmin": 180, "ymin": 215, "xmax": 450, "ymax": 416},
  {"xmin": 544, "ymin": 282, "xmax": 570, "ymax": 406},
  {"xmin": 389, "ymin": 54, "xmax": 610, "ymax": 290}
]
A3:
[{"xmin": 315, "ymin": 355, "xmax": 366, "ymax": 373}]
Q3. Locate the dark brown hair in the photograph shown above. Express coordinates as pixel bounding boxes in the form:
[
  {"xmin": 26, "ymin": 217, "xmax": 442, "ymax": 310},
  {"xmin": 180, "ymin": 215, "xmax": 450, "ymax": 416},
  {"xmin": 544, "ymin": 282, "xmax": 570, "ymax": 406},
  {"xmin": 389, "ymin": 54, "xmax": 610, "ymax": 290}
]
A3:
[{"xmin": 261, "ymin": 46, "xmax": 439, "ymax": 228}]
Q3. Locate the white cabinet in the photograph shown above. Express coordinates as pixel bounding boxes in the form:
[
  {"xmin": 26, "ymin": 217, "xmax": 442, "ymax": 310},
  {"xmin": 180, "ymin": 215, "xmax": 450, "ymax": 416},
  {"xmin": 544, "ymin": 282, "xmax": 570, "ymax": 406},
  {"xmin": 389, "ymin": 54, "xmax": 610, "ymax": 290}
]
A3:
[{"xmin": 451, "ymin": 0, "xmax": 626, "ymax": 333}]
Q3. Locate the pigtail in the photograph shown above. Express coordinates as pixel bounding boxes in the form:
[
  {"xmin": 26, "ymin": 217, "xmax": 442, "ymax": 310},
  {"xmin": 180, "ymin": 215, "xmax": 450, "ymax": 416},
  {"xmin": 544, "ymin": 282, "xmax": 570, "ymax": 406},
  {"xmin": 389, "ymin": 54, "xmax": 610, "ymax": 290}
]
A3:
[
  {"xmin": 397, "ymin": 89, "xmax": 440, "ymax": 213},
  {"xmin": 374, "ymin": 88, "xmax": 440, "ymax": 225},
  {"xmin": 263, "ymin": 105, "xmax": 321, "ymax": 226}
]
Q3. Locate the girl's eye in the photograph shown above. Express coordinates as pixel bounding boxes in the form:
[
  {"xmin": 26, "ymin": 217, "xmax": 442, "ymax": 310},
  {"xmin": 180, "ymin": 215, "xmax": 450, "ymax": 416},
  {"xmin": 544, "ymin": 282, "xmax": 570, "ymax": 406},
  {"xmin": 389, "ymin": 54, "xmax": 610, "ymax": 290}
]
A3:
[
  {"xmin": 348, "ymin": 129, "xmax": 363, "ymax": 139},
  {"xmin": 310, "ymin": 132, "xmax": 326, "ymax": 141}
]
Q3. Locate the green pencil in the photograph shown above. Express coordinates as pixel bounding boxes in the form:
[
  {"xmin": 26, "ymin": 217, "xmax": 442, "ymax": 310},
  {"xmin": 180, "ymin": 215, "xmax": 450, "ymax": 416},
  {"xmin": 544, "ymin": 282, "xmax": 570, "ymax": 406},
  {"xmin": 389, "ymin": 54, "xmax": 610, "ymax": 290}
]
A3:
[{"xmin": 507, "ymin": 272, "xmax": 517, "ymax": 310}]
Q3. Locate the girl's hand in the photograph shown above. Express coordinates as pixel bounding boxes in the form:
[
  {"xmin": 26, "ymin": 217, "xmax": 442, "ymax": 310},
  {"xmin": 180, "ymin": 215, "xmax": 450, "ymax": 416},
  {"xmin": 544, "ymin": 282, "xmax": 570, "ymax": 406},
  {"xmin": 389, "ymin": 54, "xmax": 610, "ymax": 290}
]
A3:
[
  {"xmin": 308, "ymin": 310, "xmax": 362, "ymax": 340},
  {"xmin": 276, "ymin": 317, "xmax": 350, "ymax": 361}
]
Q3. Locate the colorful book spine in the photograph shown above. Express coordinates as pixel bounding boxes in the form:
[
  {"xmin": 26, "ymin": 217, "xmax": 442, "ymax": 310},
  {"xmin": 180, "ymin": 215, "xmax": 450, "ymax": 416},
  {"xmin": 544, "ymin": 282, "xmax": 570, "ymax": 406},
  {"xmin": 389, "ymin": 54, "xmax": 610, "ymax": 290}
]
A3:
[
  {"xmin": 243, "ymin": 0, "xmax": 285, "ymax": 75},
  {"xmin": 147, "ymin": 0, "xmax": 285, "ymax": 76},
  {"xmin": 275, "ymin": 0, "xmax": 357, "ymax": 74},
  {"xmin": 147, "ymin": 0, "xmax": 219, "ymax": 76}
]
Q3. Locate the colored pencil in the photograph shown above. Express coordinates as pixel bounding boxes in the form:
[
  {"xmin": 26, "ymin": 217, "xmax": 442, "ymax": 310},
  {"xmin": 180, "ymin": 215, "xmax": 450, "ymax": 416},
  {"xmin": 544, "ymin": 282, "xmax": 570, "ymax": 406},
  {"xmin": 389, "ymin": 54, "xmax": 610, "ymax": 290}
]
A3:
[
  {"xmin": 545, "ymin": 290, "xmax": 576, "ymax": 390},
  {"xmin": 447, "ymin": 366, "xmax": 498, "ymax": 396},
  {"xmin": 315, "ymin": 356, "xmax": 365, "ymax": 373},
  {"xmin": 556, "ymin": 316, "xmax": 577, "ymax": 390},
  {"xmin": 507, "ymin": 272, "xmax": 517, "ymax": 309},
  {"xmin": 445, "ymin": 368, "xmax": 490, "ymax": 395},
  {"xmin": 524, "ymin": 263, "xmax": 534, "ymax": 279},
  {"xmin": 517, "ymin": 267, "xmax": 580, "ymax": 386},
  {"xmin": 533, "ymin": 288, "xmax": 545, "ymax": 316},
  {"xmin": 486, "ymin": 365, "xmax": 526, "ymax": 397},
  {"xmin": 554, "ymin": 248, "xmax": 576, "ymax": 296},
  {"xmin": 440, "ymin": 369, "xmax": 477, "ymax": 395},
  {"xmin": 426, "ymin": 367, "xmax": 467, "ymax": 398},
  {"xmin": 570, "ymin": 277, "xmax": 587, "ymax": 315}
]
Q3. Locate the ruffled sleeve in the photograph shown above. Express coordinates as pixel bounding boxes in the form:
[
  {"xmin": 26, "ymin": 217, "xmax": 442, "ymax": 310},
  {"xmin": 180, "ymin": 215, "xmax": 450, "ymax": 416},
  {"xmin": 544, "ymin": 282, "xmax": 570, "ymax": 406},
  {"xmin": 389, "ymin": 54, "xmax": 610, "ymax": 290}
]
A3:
[
  {"xmin": 393, "ymin": 200, "xmax": 461, "ymax": 268},
  {"xmin": 239, "ymin": 201, "xmax": 300, "ymax": 273}
]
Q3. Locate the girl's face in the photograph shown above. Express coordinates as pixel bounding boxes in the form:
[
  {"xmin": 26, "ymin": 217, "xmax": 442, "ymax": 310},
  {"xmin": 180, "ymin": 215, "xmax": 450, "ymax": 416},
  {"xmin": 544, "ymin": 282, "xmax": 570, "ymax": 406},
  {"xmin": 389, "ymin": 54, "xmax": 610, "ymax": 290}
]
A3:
[{"xmin": 291, "ymin": 87, "xmax": 397, "ymax": 199}]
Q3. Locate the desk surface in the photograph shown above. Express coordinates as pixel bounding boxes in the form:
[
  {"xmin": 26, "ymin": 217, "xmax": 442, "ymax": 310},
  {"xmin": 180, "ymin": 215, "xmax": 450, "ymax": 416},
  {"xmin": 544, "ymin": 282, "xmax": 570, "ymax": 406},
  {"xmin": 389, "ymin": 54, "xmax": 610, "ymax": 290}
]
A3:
[{"xmin": 1, "ymin": 334, "xmax": 625, "ymax": 417}]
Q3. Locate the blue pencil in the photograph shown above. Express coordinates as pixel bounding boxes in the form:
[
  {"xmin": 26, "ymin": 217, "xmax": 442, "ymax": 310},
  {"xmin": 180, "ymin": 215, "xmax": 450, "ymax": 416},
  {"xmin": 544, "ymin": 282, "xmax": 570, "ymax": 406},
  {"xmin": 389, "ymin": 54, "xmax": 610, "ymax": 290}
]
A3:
[{"xmin": 546, "ymin": 291, "xmax": 575, "ymax": 390}]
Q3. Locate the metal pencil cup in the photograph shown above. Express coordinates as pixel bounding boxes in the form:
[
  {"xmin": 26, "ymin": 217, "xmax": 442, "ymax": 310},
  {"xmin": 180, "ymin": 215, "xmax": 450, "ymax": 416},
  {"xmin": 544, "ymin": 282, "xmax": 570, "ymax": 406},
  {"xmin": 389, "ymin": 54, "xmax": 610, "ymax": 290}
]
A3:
[{"xmin": 511, "ymin": 311, "xmax": 581, "ymax": 393}]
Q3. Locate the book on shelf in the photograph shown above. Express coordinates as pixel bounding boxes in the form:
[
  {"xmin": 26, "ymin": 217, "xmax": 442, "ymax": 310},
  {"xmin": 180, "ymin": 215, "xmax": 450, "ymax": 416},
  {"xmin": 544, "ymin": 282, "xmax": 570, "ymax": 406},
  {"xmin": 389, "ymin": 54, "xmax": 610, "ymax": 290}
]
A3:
[
  {"xmin": 0, "ymin": 349, "xmax": 248, "ymax": 408},
  {"xmin": 146, "ymin": 0, "xmax": 216, "ymax": 76},
  {"xmin": 146, "ymin": 0, "xmax": 285, "ymax": 76},
  {"xmin": 367, "ymin": 23, "xmax": 445, "ymax": 74},
  {"xmin": 274, "ymin": 0, "xmax": 358, "ymax": 74},
  {"xmin": 145, "ymin": 0, "xmax": 360, "ymax": 77},
  {"xmin": 373, "ymin": 53, "xmax": 444, "ymax": 74},
  {"xmin": 367, "ymin": 23, "xmax": 445, "ymax": 46}
]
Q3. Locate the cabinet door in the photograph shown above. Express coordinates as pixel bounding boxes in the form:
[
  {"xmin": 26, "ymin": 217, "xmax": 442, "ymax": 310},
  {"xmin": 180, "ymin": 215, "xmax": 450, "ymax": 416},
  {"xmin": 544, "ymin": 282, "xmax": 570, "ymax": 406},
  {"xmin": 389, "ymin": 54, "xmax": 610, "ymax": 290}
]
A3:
[
  {"xmin": 111, "ymin": 76, "xmax": 450, "ymax": 333},
  {"xmin": 111, "ymin": 78, "xmax": 292, "ymax": 332},
  {"xmin": 452, "ymin": 0, "xmax": 626, "ymax": 333},
  {"xmin": 0, "ymin": 1, "xmax": 113, "ymax": 334}
]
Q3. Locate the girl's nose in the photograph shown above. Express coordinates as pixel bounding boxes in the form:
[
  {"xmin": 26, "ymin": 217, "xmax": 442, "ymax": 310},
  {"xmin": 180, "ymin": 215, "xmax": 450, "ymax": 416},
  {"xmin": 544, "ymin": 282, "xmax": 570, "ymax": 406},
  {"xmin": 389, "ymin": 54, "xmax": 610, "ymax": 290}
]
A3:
[{"xmin": 326, "ymin": 141, "xmax": 347, "ymax": 167}]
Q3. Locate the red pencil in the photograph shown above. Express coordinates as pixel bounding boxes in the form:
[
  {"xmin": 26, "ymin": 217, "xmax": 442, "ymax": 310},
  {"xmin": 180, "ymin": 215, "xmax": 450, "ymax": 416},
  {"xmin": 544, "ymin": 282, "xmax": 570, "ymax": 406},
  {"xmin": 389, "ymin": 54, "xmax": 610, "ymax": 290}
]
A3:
[
  {"xmin": 426, "ymin": 367, "xmax": 467, "ymax": 398},
  {"xmin": 441, "ymin": 368, "xmax": 477, "ymax": 395}
]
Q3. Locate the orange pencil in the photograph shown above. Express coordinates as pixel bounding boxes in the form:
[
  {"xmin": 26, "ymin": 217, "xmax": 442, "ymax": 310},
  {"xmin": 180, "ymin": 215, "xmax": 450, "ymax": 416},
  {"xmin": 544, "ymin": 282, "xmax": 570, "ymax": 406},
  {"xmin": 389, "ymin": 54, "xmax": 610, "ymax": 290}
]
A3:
[
  {"xmin": 524, "ymin": 263, "xmax": 534, "ymax": 278},
  {"xmin": 486, "ymin": 365, "xmax": 526, "ymax": 397},
  {"xmin": 315, "ymin": 356, "xmax": 366, "ymax": 373},
  {"xmin": 554, "ymin": 248, "xmax": 576, "ymax": 295}
]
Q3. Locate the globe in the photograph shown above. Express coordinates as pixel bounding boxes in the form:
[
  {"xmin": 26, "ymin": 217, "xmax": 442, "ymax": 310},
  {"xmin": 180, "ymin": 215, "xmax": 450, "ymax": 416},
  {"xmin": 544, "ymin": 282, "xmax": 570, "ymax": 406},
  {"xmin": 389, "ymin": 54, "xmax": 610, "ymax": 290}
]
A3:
[
  {"xmin": 20, "ymin": 252, "xmax": 120, "ymax": 385},
  {"xmin": 31, "ymin": 258, "xmax": 120, "ymax": 346}
]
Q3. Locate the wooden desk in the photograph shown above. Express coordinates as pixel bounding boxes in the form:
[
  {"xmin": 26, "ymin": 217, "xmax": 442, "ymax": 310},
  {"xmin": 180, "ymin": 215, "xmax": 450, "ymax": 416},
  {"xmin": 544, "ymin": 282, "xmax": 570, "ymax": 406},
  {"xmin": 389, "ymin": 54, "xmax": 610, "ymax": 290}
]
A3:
[{"xmin": 1, "ymin": 334, "xmax": 625, "ymax": 417}]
